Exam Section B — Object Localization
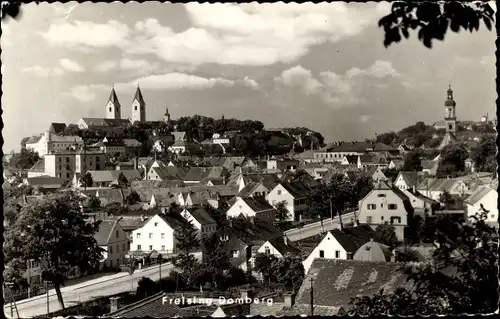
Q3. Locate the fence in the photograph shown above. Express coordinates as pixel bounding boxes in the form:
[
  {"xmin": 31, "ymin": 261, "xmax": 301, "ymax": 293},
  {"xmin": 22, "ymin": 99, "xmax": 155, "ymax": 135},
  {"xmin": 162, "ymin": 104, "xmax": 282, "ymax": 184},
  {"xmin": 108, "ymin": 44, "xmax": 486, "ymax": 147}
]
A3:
[{"xmin": 4, "ymin": 282, "xmax": 55, "ymax": 304}]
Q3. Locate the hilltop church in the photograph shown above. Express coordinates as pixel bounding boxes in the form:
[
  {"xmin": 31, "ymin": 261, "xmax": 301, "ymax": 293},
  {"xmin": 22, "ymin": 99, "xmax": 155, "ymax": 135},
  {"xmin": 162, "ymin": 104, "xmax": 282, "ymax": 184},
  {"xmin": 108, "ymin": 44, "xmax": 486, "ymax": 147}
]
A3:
[
  {"xmin": 437, "ymin": 85, "xmax": 459, "ymax": 150},
  {"xmin": 77, "ymin": 85, "xmax": 174, "ymax": 131}
]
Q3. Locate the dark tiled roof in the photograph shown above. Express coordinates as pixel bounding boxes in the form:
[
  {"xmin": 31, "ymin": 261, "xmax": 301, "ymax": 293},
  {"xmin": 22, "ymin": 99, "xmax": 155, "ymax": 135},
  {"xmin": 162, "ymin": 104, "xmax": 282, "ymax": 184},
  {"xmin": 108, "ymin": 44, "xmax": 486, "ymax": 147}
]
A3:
[
  {"xmin": 151, "ymin": 166, "xmax": 189, "ymax": 180},
  {"xmin": 238, "ymin": 182, "xmax": 263, "ymax": 198},
  {"xmin": 242, "ymin": 197, "xmax": 276, "ymax": 213},
  {"xmin": 26, "ymin": 135, "xmax": 43, "ymax": 144},
  {"xmin": 183, "ymin": 167, "xmax": 226, "ymax": 182},
  {"xmin": 186, "ymin": 207, "xmax": 216, "ymax": 225},
  {"xmin": 108, "ymin": 87, "xmax": 121, "ymax": 105},
  {"xmin": 80, "ymin": 118, "xmax": 130, "ymax": 127},
  {"xmin": 330, "ymin": 225, "xmax": 380, "ymax": 253},
  {"xmin": 398, "ymin": 171, "xmax": 425, "ymax": 188},
  {"xmin": 280, "ymin": 181, "xmax": 311, "ymax": 198},
  {"xmin": 49, "ymin": 122, "xmax": 67, "ymax": 134},
  {"xmin": 279, "ymin": 304, "xmax": 345, "ymax": 316},
  {"xmin": 94, "ymin": 220, "xmax": 116, "ymax": 246},
  {"xmin": 25, "ymin": 176, "xmax": 65, "ymax": 187},
  {"xmin": 29, "ymin": 159, "xmax": 45, "ymax": 172},
  {"xmin": 296, "ymin": 259, "xmax": 413, "ymax": 308},
  {"xmin": 267, "ymin": 237, "xmax": 301, "ymax": 256},
  {"xmin": 133, "ymin": 85, "xmax": 145, "ymax": 104}
]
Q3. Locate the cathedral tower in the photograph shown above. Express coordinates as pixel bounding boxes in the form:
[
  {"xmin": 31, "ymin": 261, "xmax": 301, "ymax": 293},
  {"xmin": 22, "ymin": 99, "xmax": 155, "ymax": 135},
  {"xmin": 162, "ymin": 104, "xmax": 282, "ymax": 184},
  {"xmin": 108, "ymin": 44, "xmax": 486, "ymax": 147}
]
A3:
[
  {"xmin": 131, "ymin": 84, "xmax": 146, "ymax": 124},
  {"xmin": 105, "ymin": 86, "xmax": 121, "ymax": 120},
  {"xmin": 444, "ymin": 84, "xmax": 457, "ymax": 133},
  {"xmin": 164, "ymin": 106, "xmax": 171, "ymax": 123}
]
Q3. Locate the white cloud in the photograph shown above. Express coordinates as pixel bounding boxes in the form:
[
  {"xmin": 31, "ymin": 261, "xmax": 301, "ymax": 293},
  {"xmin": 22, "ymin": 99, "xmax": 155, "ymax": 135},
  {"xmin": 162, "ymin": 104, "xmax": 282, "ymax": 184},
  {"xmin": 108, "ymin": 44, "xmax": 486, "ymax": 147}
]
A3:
[
  {"xmin": 41, "ymin": 20, "xmax": 130, "ymax": 50},
  {"xmin": 346, "ymin": 61, "xmax": 400, "ymax": 79},
  {"xmin": 95, "ymin": 61, "xmax": 118, "ymax": 72},
  {"xmin": 22, "ymin": 66, "xmax": 64, "ymax": 77},
  {"xmin": 94, "ymin": 58, "xmax": 159, "ymax": 74},
  {"xmin": 242, "ymin": 76, "xmax": 259, "ymax": 89},
  {"xmin": 64, "ymin": 84, "xmax": 108, "ymax": 102},
  {"xmin": 60, "ymin": 58, "xmax": 84, "ymax": 72},
  {"xmin": 114, "ymin": 73, "xmax": 235, "ymax": 91},
  {"xmin": 42, "ymin": 3, "xmax": 390, "ymax": 66},
  {"xmin": 359, "ymin": 115, "xmax": 371, "ymax": 123},
  {"xmin": 275, "ymin": 65, "xmax": 323, "ymax": 95}
]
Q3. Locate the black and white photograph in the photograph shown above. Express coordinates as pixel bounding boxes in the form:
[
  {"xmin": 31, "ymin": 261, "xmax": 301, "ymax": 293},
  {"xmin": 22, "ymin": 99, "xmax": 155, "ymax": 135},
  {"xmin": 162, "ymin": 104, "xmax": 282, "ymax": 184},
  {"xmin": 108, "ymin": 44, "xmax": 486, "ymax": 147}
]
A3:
[{"xmin": 1, "ymin": 1, "xmax": 498, "ymax": 317}]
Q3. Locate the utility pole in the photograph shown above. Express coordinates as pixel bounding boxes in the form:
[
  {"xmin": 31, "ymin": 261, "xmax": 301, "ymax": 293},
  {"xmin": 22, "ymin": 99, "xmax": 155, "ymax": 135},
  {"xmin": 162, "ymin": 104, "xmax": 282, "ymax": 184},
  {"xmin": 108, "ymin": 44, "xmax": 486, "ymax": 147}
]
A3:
[
  {"xmin": 45, "ymin": 281, "xmax": 49, "ymax": 315},
  {"xmin": 309, "ymin": 278, "xmax": 314, "ymax": 316}
]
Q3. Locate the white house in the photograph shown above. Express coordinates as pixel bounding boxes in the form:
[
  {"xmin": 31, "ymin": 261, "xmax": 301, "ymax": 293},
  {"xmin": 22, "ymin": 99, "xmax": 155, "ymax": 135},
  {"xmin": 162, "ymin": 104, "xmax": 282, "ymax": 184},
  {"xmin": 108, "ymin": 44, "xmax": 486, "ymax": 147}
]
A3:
[
  {"xmin": 25, "ymin": 131, "xmax": 83, "ymax": 157},
  {"xmin": 226, "ymin": 197, "xmax": 277, "ymax": 220},
  {"xmin": 266, "ymin": 182, "xmax": 310, "ymax": 222},
  {"xmin": 94, "ymin": 219, "xmax": 130, "ymax": 270},
  {"xmin": 464, "ymin": 186, "xmax": 498, "ymax": 225},
  {"xmin": 357, "ymin": 181, "xmax": 414, "ymax": 241},
  {"xmin": 180, "ymin": 207, "xmax": 217, "ymax": 239},
  {"xmin": 131, "ymin": 214, "xmax": 187, "ymax": 254},
  {"xmin": 394, "ymin": 171, "xmax": 424, "ymax": 191},
  {"xmin": 212, "ymin": 133, "xmax": 230, "ymax": 145}
]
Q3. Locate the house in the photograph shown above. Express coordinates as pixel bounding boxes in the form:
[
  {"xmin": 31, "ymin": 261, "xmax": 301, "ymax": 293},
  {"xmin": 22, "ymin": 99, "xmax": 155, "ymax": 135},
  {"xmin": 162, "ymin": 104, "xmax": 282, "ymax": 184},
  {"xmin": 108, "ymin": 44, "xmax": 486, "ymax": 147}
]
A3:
[
  {"xmin": 388, "ymin": 159, "xmax": 404, "ymax": 170},
  {"xmin": 366, "ymin": 166, "xmax": 387, "ymax": 183},
  {"xmin": 302, "ymin": 225, "xmax": 384, "ymax": 273},
  {"xmin": 27, "ymin": 159, "xmax": 46, "ymax": 178},
  {"xmin": 314, "ymin": 142, "xmax": 368, "ymax": 163},
  {"xmin": 397, "ymin": 144, "xmax": 412, "ymax": 154},
  {"xmin": 421, "ymin": 160, "xmax": 439, "ymax": 176},
  {"xmin": 358, "ymin": 181, "xmax": 414, "ymax": 241},
  {"xmin": 341, "ymin": 155, "xmax": 358, "ymax": 166},
  {"xmin": 394, "ymin": 171, "xmax": 426, "ymax": 191},
  {"xmin": 295, "ymin": 259, "xmax": 413, "ymax": 311},
  {"xmin": 82, "ymin": 170, "xmax": 142, "ymax": 187},
  {"xmin": 48, "ymin": 122, "xmax": 67, "ymax": 135},
  {"xmin": 168, "ymin": 139, "xmax": 187, "ymax": 154},
  {"xmin": 183, "ymin": 166, "xmax": 229, "ymax": 184},
  {"xmin": 226, "ymin": 196, "xmax": 277, "ymax": 220},
  {"xmin": 417, "ymin": 178, "xmax": 471, "ymax": 201},
  {"xmin": 266, "ymin": 181, "xmax": 311, "ymax": 222},
  {"xmin": 131, "ymin": 214, "xmax": 189, "ymax": 254},
  {"xmin": 180, "ymin": 207, "xmax": 217, "ymax": 238},
  {"xmin": 94, "ymin": 219, "xmax": 130, "ymax": 270},
  {"xmin": 358, "ymin": 154, "xmax": 388, "ymax": 169},
  {"xmin": 25, "ymin": 131, "xmax": 84, "ymax": 157},
  {"xmin": 400, "ymin": 188, "xmax": 439, "ymax": 218},
  {"xmin": 293, "ymin": 149, "xmax": 317, "ymax": 163},
  {"xmin": 464, "ymin": 186, "xmax": 498, "ymax": 226},
  {"xmin": 44, "ymin": 149, "xmax": 106, "ymax": 181},
  {"xmin": 22, "ymin": 176, "xmax": 66, "ymax": 192},
  {"xmin": 146, "ymin": 161, "xmax": 189, "ymax": 181},
  {"xmin": 236, "ymin": 182, "xmax": 269, "ymax": 199}
]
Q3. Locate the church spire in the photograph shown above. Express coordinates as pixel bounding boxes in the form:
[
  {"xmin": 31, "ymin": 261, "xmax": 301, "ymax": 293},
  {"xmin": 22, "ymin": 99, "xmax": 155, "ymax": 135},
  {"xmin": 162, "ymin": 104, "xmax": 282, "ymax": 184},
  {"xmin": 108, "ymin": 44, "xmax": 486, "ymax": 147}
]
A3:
[
  {"xmin": 108, "ymin": 85, "xmax": 121, "ymax": 106},
  {"xmin": 133, "ymin": 83, "xmax": 145, "ymax": 104}
]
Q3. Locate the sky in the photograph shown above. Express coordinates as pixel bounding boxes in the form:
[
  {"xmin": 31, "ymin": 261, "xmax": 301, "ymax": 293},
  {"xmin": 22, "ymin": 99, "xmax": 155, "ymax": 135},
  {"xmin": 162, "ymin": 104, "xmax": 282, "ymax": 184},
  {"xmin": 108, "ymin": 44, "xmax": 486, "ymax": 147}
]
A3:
[{"xmin": 1, "ymin": 2, "xmax": 496, "ymax": 153}]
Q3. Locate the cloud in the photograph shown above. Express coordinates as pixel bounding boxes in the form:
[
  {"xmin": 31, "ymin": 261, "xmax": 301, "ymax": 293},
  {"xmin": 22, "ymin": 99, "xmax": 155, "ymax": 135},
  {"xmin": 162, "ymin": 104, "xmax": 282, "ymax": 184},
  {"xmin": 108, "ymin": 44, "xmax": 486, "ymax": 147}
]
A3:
[
  {"xmin": 114, "ymin": 73, "xmax": 235, "ymax": 91},
  {"xmin": 95, "ymin": 61, "xmax": 118, "ymax": 73},
  {"xmin": 41, "ymin": 20, "xmax": 130, "ymax": 50},
  {"xmin": 359, "ymin": 115, "xmax": 371, "ymax": 123},
  {"xmin": 94, "ymin": 58, "xmax": 159, "ymax": 74},
  {"xmin": 63, "ymin": 84, "xmax": 108, "ymax": 102},
  {"xmin": 60, "ymin": 58, "xmax": 84, "ymax": 72},
  {"xmin": 22, "ymin": 66, "xmax": 64, "ymax": 77},
  {"xmin": 276, "ymin": 60, "xmax": 400, "ymax": 108},
  {"xmin": 275, "ymin": 65, "xmax": 323, "ymax": 95},
  {"xmin": 242, "ymin": 76, "xmax": 259, "ymax": 89},
  {"xmin": 42, "ymin": 3, "xmax": 390, "ymax": 66}
]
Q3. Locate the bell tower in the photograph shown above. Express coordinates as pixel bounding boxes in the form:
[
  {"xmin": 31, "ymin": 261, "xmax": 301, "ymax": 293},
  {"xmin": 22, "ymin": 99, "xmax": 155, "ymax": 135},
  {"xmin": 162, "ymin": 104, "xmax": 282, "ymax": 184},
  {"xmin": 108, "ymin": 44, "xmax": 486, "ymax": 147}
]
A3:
[
  {"xmin": 164, "ymin": 106, "xmax": 171, "ymax": 123},
  {"xmin": 131, "ymin": 84, "xmax": 146, "ymax": 124},
  {"xmin": 444, "ymin": 84, "xmax": 457, "ymax": 133},
  {"xmin": 106, "ymin": 86, "xmax": 121, "ymax": 120}
]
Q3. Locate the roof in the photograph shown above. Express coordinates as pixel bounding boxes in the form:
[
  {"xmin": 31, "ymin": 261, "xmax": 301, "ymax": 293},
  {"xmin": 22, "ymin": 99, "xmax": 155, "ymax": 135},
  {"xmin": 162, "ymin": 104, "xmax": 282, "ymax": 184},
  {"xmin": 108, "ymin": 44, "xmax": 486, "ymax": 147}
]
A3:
[
  {"xmin": 150, "ymin": 166, "xmax": 189, "ymax": 180},
  {"xmin": 417, "ymin": 178, "xmax": 459, "ymax": 192},
  {"xmin": 183, "ymin": 167, "xmax": 227, "ymax": 182},
  {"xmin": 359, "ymin": 154, "xmax": 375, "ymax": 164},
  {"xmin": 173, "ymin": 131, "xmax": 186, "ymax": 141},
  {"xmin": 344, "ymin": 155, "xmax": 358, "ymax": 164},
  {"xmin": 353, "ymin": 240, "xmax": 392, "ymax": 262},
  {"xmin": 49, "ymin": 122, "xmax": 67, "ymax": 134},
  {"xmin": 108, "ymin": 87, "xmax": 121, "ymax": 105},
  {"xmin": 80, "ymin": 118, "xmax": 130, "ymax": 127},
  {"xmin": 131, "ymin": 180, "xmax": 186, "ymax": 189},
  {"xmin": 88, "ymin": 170, "xmax": 141, "ymax": 183},
  {"xmin": 29, "ymin": 159, "xmax": 45, "ymax": 172},
  {"xmin": 25, "ymin": 176, "xmax": 66, "ymax": 187},
  {"xmin": 94, "ymin": 220, "xmax": 117, "ymax": 246},
  {"xmin": 329, "ymin": 142, "xmax": 371, "ymax": 153},
  {"xmin": 278, "ymin": 304, "xmax": 345, "ymax": 316},
  {"xmin": 438, "ymin": 132, "xmax": 458, "ymax": 150},
  {"xmin": 186, "ymin": 207, "xmax": 216, "ymax": 225},
  {"xmin": 238, "ymin": 182, "xmax": 264, "ymax": 198},
  {"xmin": 464, "ymin": 185, "xmax": 496, "ymax": 205},
  {"xmin": 398, "ymin": 171, "xmax": 425, "ymax": 187},
  {"xmin": 242, "ymin": 197, "xmax": 276, "ymax": 213},
  {"xmin": 267, "ymin": 237, "xmax": 301, "ymax": 256},
  {"xmin": 108, "ymin": 292, "xmax": 216, "ymax": 318},
  {"xmin": 329, "ymin": 225, "xmax": 380, "ymax": 253},
  {"xmin": 295, "ymin": 259, "xmax": 413, "ymax": 308},
  {"xmin": 280, "ymin": 181, "xmax": 311, "ymax": 198},
  {"xmin": 133, "ymin": 85, "xmax": 145, "ymax": 104},
  {"xmin": 25, "ymin": 135, "xmax": 43, "ymax": 144},
  {"xmin": 293, "ymin": 149, "xmax": 315, "ymax": 160}
]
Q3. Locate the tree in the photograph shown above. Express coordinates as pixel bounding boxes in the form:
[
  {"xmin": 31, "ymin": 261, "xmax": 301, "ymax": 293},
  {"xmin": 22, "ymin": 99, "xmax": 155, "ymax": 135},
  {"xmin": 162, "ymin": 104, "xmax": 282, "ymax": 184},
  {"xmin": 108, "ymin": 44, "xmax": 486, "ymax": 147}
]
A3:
[
  {"xmin": 375, "ymin": 224, "xmax": 398, "ymax": 247},
  {"xmin": 436, "ymin": 144, "xmax": 469, "ymax": 178},
  {"xmin": 174, "ymin": 222, "xmax": 200, "ymax": 253},
  {"xmin": 136, "ymin": 277, "xmax": 161, "ymax": 299},
  {"xmin": 272, "ymin": 254, "xmax": 305, "ymax": 291},
  {"xmin": 395, "ymin": 246, "xmax": 421, "ymax": 263},
  {"xmin": 117, "ymin": 173, "xmax": 129, "ymax": 188},
  {"xmin": 376, "ymin": 131, "xmax": 398, "ymax": 146},
  {"xmin": 204, "ymin": 203, "xmax": 228, "ymax": 227},
  {"xmin": 173, "ymin": 222, "xmax": 202, "ymax": 288},
  {"xmin": 379, "ymin": 1, "xmax": 495, "ymax": 49},
  {"xmin": 4, "ymin": 191, "xmax": 103, "ymax": 309},
  {"xmin": 9, "ymin": 148, "xmax": 40, "ymax": 170},
  {"xmin": 253, "ymin": 253, "xmax": 279, "ymax": 286},
  {"xmin": 125, "ymin": 190, "xmax": 141, "ymax": 205},
  {"xmin": 86, "ymin": 195, "xmax": 101, "ymax": 212},
  {"xmin": 402, "ymin": 150, "xmax": 423, "ymax": 171},
  {"xmin": 201, "ymin": 233, "xmax": 231, "ymax": 288},
  {"xmin": 382, "ymin": 168, "xmax": 399, "ymax": 182},
  {"xmin": 62, "ymin": 124, "xmax": 82, "ymax": 137},
  {"xmin": 275, "ymin": 201, "xmax": 290, "ymax": 223},
  {"xmin": 79, "ymin": 172, "xmax": 93, "ymax": 188},
  {"xmin": 349, "ymin": 206, "xmax": 498, "ymax": 315},
  {"xmin": 471, "ymin": 135, "xmax": 496, "ymax": 173}
]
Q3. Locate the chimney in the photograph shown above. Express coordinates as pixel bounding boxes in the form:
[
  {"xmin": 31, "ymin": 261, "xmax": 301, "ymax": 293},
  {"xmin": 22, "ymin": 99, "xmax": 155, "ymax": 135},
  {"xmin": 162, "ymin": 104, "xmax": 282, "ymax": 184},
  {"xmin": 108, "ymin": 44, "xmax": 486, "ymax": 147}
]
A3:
[
  {"xmin": 346, "ymin": 252, "xmax": 353, "ymax": 260},
  {"xmin": 283, "ymin": 292, "xmax": 295, "ymax": 308},
  {"xmin": 133, "ymin": 157, "xmax": 138, "ymax": 171},
  {"xmin": 110, "ymin": 296, "xmax": 122, "ymax": 313},
  {"xmin": 283, "ymin": 235, "xmax": 288, "ymax": 246},
  {"xmin": 390, "ymin": 249, "xmax": 397, "ymax": 262},
  {"xmin": 240, "ymin": 288, "xmax": 254, "ymax": 301}
]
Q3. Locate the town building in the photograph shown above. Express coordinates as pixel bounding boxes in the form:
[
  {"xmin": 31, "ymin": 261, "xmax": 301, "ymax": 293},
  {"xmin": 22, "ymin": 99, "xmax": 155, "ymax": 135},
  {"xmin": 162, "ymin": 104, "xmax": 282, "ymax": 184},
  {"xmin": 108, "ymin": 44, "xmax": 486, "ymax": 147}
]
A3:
[
  {"xmin": 44, "ymin": 150, "xmax": 106, "ymax": 182},
  {"xmin": 266, "ymin": 181, "xmax": 311, "ymax": 222},
  {"xmin": 94, "ymin": 219, "xmax": 130, "ymax": 270},
  {"xmin": 25, "ymin": 131, "xmax": 83, "ymax": 157}
]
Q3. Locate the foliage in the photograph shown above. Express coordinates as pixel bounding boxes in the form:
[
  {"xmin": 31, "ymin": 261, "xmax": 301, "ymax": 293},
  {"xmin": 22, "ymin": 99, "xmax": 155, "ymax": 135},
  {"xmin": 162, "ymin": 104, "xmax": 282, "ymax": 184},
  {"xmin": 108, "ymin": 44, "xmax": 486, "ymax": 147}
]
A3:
[
  {"xmin": 125, "ymin": 190, "xmax": 141, "ymax": 205},
  {"xmin": 349, "ymin": 206, "xmax": 498, "ymax": 315},
  {"xmin": 204, "ymin": 203, "xmax": 228, "ymax": 227},
  {"xmin": 375, "ymin": 131, "xmax": 398, "ymax": 146},
  {"xmin": 402, "ymin": 149, "xmax": 423, "ymax": 171},
  {"xmin": 117, "ymin": 173, "xmax": 129, "ymax": 187},
  {"xmin": 4, "ymin": 191, "xmax": 103, "ymax": 309},
  {"xmin": 79, "ymin": 172, "xmax": 93, "ymax": 188},
  {"xmin": 379, "ymin": 1, "xmax": 495, "ymax": 48},
  {"xmin": 85, "ymin": 195, "xmax": 101, "ymax": 211},
  {"xmin": 136, "ymin": 277, "xmax": 161, "ymax": 299},
  {"xmin": 396, "ymin": 246, "xmax": 421, "ymax": 263},
  {"xmin": 201, "ymin": 233, "xmax": 231, "ymax": 289},
  {"xmin": 174, "ymin": 222, "xmax": 200, "ymax": 253},
  {"xmin": 253, "ymin": 253, "xmax": 304, "ymax": 291},
  {"xmin": 471, "ymin": 135, "xmax": 496, "ymax": 173},
  {"xmin": 375, "ymin": 224, "xmax": 398, "ymax": 247},
  {"xmin": 274, "ymin": 201, "xmax": 291, "ymax": 223},
  {"xmin": 9, "ymin": 148, "xmax": 40, "ymax": 170},
  {"xmin": 436, "ymin": 144, "xmax": 469, "ymax": 178},
  {"xmin": 253, "ymin": 253, "xmax": 279, "ymax": 286},
  {"xmin": 382, "ymin": 168, "xmax": 399, "ymax": 182}
]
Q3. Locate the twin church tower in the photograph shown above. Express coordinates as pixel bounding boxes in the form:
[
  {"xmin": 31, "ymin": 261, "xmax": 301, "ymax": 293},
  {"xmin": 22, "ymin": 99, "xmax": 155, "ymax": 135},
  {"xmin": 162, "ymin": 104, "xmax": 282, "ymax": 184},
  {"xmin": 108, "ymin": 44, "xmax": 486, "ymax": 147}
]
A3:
[{"xmin": 105, "ymin": 85, "xmax": 170, "ymax": 124}]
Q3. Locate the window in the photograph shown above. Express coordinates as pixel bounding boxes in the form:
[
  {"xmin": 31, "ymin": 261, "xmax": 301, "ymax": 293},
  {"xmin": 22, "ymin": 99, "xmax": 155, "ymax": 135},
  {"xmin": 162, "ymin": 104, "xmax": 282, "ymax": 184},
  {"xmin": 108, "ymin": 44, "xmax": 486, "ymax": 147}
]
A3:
[
  {"xmin": 232, "ymin": 250, "xmax": 239, "ymax": 258},
  {"xmin": 136, "ymin": 233, "xmax": 141, "ymax": 239},
  {"xmin": 367, "ymin": 204, "xmax": 376, "ymax": 210},
  {"xmin": 319, "ymin": 250, "xmax": 324, "ymax": 258},
  {"xmin": 390, "ymin": 216, "xmax": 401, "ymax": 224},
  {"xmin": 59, "ymin": 158, "xmax": 62, "ymax": 162},
  {"xmin": 154, "ymin": 222, "xmax": 158, "ymax": 227},
  {"xmin": 277, "ymin": 190, "xmax": 282, "ymax": 195},
  {"xmin": 109, "ymin": 107, "xmax": 112, "ymax": 112},
  {"xmin": 66, "ymin": 173, "xmax": 69, "ymax": 178},
  {"xmin": 491, "ymin": 214, "xmax": 496, "ymax": 219},
  {"xmin": 381, "ymin": 216, "xmax": 384, "ymax": 221},
  {"xmin": 109, "ymin": 246, "xmax": 113, "ymax": 254},
  {"xmin": 122, "ymin": 243, "xmax": 126, "ymax": 251},
  {"xmin": 377, "ymin": 194, "xmax": 386, "ymax": 198},
  {"xmin": 116, "ymin": 230, "xmax": 119, "ymax": 238},
  {"xmin": 335, "ymin": 250, "xmax": 340, "ymax": 258},
  {"xmin": 265, "ymin": 246, "xmax": 270, "ymax": 255},
  {"xmin": 149, "ymin": 245, "xmax": 153, "ymax": 251},
  {"xmin": 367, "ymin": 216, "xmax": 373, "ymax": 223},
  {"xmin": 161, "ymin": 233, "xmax": 165, "ymax": 239},
  {"xmin": 161, "ymin": 245, "xmax": 165, "ymax": 251},
  {"xmin": 66, "ymin": 157, "xmax": 70, "ymax": 162},
  {"xmin": 388, "ymin": 204, "xmax": 397, "ymax": 210},
  {"xmin": 116, "ymin": 245, "xmax": 119, "ymax": 253},
  {"xmin": 149, "ymin": 233, "xmax": 153, "ymax": 239},
  {"xmin": 134, "ymin": 106, "xmax": 138, "ymax": 111},
  {"xmin": 220, "ymin": 234, "xmax": 229, "ymax": 241},
  {"xmin": 110, "ymin": 260, "xmax": 114, "ymax": 267}
]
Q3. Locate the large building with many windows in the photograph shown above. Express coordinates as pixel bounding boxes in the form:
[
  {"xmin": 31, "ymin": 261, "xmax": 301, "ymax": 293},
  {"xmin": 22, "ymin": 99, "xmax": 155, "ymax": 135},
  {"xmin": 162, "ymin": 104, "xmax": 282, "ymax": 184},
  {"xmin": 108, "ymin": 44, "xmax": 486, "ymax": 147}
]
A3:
[{"xmin": 44, "ymin": 150, "xmax": 106, "ymax": 181}]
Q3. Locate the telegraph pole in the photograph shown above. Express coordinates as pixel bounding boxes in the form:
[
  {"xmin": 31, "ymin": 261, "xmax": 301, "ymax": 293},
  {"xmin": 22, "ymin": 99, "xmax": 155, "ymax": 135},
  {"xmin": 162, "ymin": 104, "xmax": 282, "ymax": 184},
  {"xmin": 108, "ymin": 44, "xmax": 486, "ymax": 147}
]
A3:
[
  {"xmin": 309, "ymin": 278, "xmax": 314, "ymax": 316},
  {"xmin": 45, "ymin": 280, "xmax": 49, "ymax": 315}
]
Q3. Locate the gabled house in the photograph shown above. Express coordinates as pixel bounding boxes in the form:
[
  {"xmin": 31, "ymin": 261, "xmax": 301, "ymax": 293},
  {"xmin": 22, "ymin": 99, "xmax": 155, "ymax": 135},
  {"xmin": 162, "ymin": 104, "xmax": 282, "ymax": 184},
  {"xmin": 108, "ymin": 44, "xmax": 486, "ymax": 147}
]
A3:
[
  {"xmin": 266, "ymin": 181, "xmax": 311, "ymax": 222},
  {"xmin": 400, "ymin": 188, "xmax": 438, "ymax": 218},
  {"xmin": 180, "ymin": 207, "xmax": 217, "ymax": 238},
  {"xmin": 183, "ymin": 166, "xmax": 229, "ymax": 184},
  {"xmin": 83, "ymin": 170, "xmax": 142, "ymax": 187},
  {"xmin": 302, "ymin": 225, "xmax": 385, "ymax": 273},
  {"xmin": 464, "ymin": 186, "xmax": 498, "ymax": 226},
  {"xmin": 417, "ymin": 178, "xmax": 470, "ymax": 201},
  {"xmin": 146, "ymin": 161, "xmax": 189, "ymax": 181},
  {"xmin": 48, "ymin": 122, "xmax": 67, "ymax": 135},
  {"xmin": 131, "ymin": 214, "xmax": 189, "ymax": 254},
  {"xmin": 27, "ymin": 158, "xmax": 46, "ymax": 178},
  {"xmin": 421, "ymin": 160, "xmax": 439, "ymax": 176},
  {"xmin": 388, "ymin": 159, "xmax": 404, "ymax": 170},
  {"xmin": 394, "ymin": 171, "xmax": 426, "ymax": 191},
  {"xmin": 22, "ymin": 175, "xmax": 66, "ymax": 193},
  {"xmin": 358, "ymin": 181, "xmax": 414, "ymax": 241},
  {"xmin": 341, "ymin": 155, "xmax": 358, "ymax": 166},
  {"xmin": 94, "ymin": 219, "xmax": 130, "ymax": 270},
  {"xmin": 236, "ymin": 182, "xmax": 269, "ymax": 199},
  {"xmin": 365, "ymin": 166, "xmax": 387, "ymax": 184},
  {"xmin": 226, "ymin": 197, "xmax": 277, "ymax": 220}
]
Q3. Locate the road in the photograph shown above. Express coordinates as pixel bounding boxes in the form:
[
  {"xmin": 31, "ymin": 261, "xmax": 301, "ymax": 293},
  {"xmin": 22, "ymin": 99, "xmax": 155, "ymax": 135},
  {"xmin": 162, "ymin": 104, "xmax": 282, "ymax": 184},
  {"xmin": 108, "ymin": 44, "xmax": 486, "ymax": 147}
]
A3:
[
  {"xmin": 285, "ymin": 212, "xmax": 356, "ymax": 242},
  {"xmin": 4, "ymin": 262, "xmax": 174, "ymax": 318}
]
